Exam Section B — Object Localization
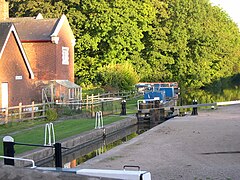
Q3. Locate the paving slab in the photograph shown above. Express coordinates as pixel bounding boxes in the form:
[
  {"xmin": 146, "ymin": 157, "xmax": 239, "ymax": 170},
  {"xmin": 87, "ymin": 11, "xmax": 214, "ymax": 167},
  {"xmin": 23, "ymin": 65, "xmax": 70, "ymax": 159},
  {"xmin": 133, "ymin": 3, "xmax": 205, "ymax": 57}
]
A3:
[{"xmin": 78, "ymin": 105, "xmax": 240, "ymax": 180}]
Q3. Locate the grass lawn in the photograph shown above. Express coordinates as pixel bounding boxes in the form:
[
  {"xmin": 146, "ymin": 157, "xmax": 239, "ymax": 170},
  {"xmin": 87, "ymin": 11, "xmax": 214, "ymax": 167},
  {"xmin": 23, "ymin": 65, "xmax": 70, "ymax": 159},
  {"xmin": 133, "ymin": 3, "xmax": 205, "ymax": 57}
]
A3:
[
  {"xmin": 0, "ymin": 96, "xmax": 140, "ymax": 155},
  {"xmin": 0, "ymin": 116, "xmax": 125, "ymax": 155},
  {"xmin": 126, "ymin": 97, "xmax": 142, "ymax": 114}
]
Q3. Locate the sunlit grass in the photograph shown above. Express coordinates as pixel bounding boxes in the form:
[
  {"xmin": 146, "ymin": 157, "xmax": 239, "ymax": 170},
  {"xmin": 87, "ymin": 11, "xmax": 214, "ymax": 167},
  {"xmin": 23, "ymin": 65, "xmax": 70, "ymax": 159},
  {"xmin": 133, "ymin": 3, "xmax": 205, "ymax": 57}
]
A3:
[
  {"xmin": 0, "ymin": 96, "xmax": 141, "ymax": 155},
  {"xmin": 0, "ymin": 116, "xmax": 125, "ymax": 155}
]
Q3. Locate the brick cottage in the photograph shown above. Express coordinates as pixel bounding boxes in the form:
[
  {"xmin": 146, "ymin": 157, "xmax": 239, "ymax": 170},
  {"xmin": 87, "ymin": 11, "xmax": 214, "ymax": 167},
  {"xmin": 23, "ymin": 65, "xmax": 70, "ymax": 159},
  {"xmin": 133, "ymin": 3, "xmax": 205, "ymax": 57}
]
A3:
[{"xmin": 0, "ymin": 0, "xmax": 81, "ymax": 108}]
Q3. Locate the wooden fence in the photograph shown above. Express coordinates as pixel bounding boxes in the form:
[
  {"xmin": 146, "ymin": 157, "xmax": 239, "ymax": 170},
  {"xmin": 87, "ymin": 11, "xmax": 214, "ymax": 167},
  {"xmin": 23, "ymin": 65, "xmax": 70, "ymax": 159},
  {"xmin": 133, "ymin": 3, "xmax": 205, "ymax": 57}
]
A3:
[
  {"xmin": 0, "ymin": 102, "xmax": 47, "ymax": 124},
  {"xmin": 56, "ymin": 90, "xmax": 140, "ymax": 117},
  {"xmin": 0, "ymin": 90, "xmax": 141, "ymax": 124}
]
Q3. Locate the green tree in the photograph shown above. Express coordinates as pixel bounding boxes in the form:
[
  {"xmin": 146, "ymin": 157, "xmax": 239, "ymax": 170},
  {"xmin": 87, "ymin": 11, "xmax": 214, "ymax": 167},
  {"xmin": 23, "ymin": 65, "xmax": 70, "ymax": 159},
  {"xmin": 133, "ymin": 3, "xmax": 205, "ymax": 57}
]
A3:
[
  {"xmin": 74, "ymin": 0, "xmax": 156, "ymax": 86},
  {"xmin": 97, "ymin": 62, "xmax": 139, "ymax": 91},
  {"xmin": 9, "ymin": 0, "xmax": 240, "ymax": 89},
  {"xmin": 162, "ymin": 0, "xmax": 240, "ymax": 88},
  {"xmin": 140, "ymin": 0, "xmax": 173, "ymax": 82}
]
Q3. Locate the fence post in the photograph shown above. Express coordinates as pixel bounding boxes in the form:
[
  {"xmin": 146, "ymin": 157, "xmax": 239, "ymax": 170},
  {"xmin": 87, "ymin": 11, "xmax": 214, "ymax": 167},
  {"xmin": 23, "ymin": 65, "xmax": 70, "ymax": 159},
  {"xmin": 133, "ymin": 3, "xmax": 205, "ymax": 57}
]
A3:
[
  {"xmin": 91, "ymin": 94, "xmax": 94, "ymax": 117},
  {"xmin": 3, "ymin": 136, "xmax": 15, "ymax": 166},
  {"xmin": 4, "ymin": 107, "xmax": 8, "ymax": 124},
  {"xmin": 42, "ymin": 100, "xmax": 46, "ymax": 117},
  {"xmin": 31, "ymin": 101, "xmax": 34, "ymax": 119},
  {"xmin": 86, "ymin": 95, "xmax": 89, "ymax": 110},
  {"xmin": 51, "ymin": 83, "xmax": 54, "ymax": 103},
  {"xmin": 80, "ymin": 88, "xmax": 82, "ymax": 101},
  {"xmin": 19, "ymin": 102, "xmax": 22, "ymax": 120}
]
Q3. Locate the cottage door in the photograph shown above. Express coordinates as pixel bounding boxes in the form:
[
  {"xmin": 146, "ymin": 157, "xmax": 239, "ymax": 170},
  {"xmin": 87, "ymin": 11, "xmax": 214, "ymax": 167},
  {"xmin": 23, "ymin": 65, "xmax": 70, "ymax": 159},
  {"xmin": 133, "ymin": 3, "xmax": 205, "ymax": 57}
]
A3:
[{"xmin": 1, "ymin": 83, "xmax": 8, "ymax": 108}]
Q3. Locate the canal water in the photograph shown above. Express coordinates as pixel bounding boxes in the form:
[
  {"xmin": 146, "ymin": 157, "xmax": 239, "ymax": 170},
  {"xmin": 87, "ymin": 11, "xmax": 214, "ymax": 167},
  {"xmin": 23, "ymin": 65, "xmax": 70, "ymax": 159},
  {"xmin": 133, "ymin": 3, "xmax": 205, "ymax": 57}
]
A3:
[
  {"xmin": 179, "ymin": 86, "xmax": 240, "ymax": 106},
  {"xmin": 38, "ymin": 124, "xmax": 151, "ymax": 168}
]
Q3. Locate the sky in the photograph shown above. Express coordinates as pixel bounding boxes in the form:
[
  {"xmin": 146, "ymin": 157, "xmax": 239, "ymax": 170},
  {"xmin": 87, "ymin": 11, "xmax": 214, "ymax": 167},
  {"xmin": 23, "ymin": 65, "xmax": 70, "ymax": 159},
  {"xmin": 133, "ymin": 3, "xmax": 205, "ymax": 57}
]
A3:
[{"xmin": 210, "ymin": 0, "xmax": 240, "ymax": 27}]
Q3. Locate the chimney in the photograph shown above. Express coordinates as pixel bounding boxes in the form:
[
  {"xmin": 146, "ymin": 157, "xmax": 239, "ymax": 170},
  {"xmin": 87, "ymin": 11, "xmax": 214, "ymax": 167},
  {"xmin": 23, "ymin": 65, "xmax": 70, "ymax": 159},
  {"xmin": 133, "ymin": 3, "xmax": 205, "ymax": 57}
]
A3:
[{"xmin": 0, "ymin": 0, "xmax": 9, "ymax": 20}]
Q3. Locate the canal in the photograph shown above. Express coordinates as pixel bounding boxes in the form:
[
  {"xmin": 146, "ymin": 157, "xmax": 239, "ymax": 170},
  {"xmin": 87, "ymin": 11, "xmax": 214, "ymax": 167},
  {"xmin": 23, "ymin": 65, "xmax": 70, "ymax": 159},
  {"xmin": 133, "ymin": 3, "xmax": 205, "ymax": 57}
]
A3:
[
  {"xmin": 37, "ymin": 124, "xmax": 150, "ymax": 168},
  {"xmin": 179, "ymin": 86, "xmax": 240, "ymax": 106}
]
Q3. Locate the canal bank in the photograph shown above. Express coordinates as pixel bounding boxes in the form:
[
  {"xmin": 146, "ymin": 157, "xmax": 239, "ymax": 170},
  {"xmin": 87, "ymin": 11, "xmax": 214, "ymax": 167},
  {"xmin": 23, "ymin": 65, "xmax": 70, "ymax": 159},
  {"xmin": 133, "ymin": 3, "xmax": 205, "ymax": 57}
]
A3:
[
  {"xmin": 17, "ymin": 115, "xmax": 138, "ymax": 167},
  {"xmin": 78, "ymin": 105, "xmax": 240, "ymax": 180}
]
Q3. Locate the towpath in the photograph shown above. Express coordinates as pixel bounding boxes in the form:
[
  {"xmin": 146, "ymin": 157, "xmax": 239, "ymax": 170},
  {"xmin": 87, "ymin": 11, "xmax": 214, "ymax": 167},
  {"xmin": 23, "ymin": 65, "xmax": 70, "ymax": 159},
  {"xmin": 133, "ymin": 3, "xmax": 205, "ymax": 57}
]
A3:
[{"xmin": 78, "ymin": 105, "xmax": 240, "ymax": 180}]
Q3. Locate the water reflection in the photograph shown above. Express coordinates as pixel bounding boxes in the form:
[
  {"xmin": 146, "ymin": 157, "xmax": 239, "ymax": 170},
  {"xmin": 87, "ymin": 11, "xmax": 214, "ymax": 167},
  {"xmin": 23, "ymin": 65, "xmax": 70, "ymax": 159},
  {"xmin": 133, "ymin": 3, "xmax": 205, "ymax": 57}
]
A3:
[
  {"xmin": 63, "ymin": 123, "xmax": 165, "ymax": 168},
  {"xmin": 179, "ymin": 86, "xmax": 240, "ymax": 105},
  {"xmin": 64, "ymin": 128, "xmax": 139, "ymax": 168},
  {"xmin": 37, "ymin": 125, "xmax": 140, "ymax": 168}
]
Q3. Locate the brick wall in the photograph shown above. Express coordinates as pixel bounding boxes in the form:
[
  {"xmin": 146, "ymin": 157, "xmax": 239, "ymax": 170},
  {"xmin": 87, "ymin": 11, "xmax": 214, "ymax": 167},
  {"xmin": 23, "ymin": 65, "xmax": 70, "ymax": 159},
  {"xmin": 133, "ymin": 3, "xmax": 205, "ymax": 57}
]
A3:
[
  {"xmin": 0, "ymin": 33, "xmax": 41, "ymax": 107},
  {"xmin": 55, "ymin": 20, "xmax": 75, "ymax": 82},
  {"xmin": 22, "ymin": 42, "xmax": 57, "ymax": 81},
  {"xmin": 0, "ymin": 0, "xmax": 9, "ymax": 20},
  {"xmin": 22, "ymin": 18, "xmax": 74, "ymax": 83}
]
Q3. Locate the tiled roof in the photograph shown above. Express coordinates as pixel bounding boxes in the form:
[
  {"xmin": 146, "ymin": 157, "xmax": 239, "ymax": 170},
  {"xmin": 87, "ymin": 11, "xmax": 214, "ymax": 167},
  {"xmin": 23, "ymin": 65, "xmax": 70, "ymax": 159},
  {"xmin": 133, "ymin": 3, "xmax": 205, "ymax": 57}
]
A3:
[
  {"xmin": 7, "ymin": 18, "xmax": 59, "ymax": 41},
  {"xmin": 0, "ymin": 22, "xmax": 34, "ymax": 78},
  {"xmin": 0, "ymin": 22, "xmax": 13, "ymax": 56},
  {"xmin": 55, "ymin": 80, "xmax": 80, "ymax": 88},
  {"xmin": 0, "ymin": 14, "xmax": 74, "ymax": 42}
]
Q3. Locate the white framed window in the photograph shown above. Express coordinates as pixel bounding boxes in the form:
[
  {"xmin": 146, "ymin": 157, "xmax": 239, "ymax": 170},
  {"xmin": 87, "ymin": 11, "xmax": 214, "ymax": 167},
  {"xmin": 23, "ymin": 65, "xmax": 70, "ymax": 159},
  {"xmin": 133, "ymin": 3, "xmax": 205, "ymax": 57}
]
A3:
[{"xmin": 62, "ymin": 47, "xmax": 69, "ymax": 65}]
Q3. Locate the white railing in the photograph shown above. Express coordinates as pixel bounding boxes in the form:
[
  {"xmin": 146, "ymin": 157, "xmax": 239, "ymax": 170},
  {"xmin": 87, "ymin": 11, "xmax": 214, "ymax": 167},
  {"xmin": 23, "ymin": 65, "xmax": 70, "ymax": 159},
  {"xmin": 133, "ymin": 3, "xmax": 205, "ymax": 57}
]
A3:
[
  {"xmin": 95, "ymin": 111, "xmax": 103, "ymax": 129},
  {"xmin": 44, "ymin": 123, "xmax": 55, "ymax": 146},
  {"xmin": 0, "ymin": 156, "xmax": 36, "ymax": 168}
]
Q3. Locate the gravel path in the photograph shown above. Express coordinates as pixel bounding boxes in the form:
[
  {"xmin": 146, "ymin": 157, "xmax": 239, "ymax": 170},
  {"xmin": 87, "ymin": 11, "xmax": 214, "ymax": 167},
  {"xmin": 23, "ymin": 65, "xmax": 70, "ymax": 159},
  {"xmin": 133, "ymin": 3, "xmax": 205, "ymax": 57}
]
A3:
[{"xmin": 78, "ymin": 105, "xmax": 240, "ymax": 180}]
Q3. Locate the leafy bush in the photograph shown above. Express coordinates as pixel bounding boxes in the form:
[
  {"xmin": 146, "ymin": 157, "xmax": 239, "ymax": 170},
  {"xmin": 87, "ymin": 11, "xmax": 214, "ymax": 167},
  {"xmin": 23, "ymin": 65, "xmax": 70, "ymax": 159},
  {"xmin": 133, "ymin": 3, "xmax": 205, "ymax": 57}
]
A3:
[
  {"xmin": 62, "ymin": 107, "xmax": 73, "ymax": 116},
  {"xmin": 46, "ymin": 108, "xmax": 58, "ymax": 122},
  {"xmin": 98, "ymin": 62, "xmax": 139, "ymax": 91}
]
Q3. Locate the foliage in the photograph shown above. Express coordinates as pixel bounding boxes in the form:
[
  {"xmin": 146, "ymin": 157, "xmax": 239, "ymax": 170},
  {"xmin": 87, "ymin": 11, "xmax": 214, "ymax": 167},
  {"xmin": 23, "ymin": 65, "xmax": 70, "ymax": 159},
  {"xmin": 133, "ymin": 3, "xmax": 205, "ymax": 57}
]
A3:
[
  {"xmin": 163, "ymin": 0, "xmax": 240, "ymax": 88},
  {"xmin": 82, "ymin": 86, "xmax": 105, "ymax": 96},
  {"xmin": 45, "ymin": 108, "xmax": 58, "ymax": 122},
  {"xmin": 98, "ymin": 62, "xmax": 139, "ymax": 91},
  {"xmin": 8, "ymin": 0, "xmax": 240, "ymax": 89}
]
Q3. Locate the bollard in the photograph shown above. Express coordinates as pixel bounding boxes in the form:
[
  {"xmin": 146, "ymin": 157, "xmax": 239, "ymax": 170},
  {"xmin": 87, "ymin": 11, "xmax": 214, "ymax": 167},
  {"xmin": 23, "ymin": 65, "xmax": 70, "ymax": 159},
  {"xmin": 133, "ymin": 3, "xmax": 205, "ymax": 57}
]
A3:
[
  {"xmin": 102, "ymin": 128, "xmax": 106, "ymax": 139},
  {"xmin": 3, "ymin": 136, "xmax": 15, "ymax": 166},
  {"xmin": 54, "ymin": 143, "xmax": 62, "ymax": 168},
  {"xmin": 154, "ymin": 100, "xmax": 160, "ymax": 108},
  {"xmin": 120, "ymin": 100, "xmax": 126, "ymax": 115},
  {"xmin": 191, "ymin": 100, "xmax": 198, "ymax": 115}
]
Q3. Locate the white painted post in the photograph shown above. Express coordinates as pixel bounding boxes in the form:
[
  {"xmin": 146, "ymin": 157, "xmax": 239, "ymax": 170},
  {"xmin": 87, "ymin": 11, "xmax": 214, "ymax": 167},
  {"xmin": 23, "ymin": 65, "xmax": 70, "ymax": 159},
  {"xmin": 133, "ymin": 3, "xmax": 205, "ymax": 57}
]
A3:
[
  {"xmin": 86, "ymin": 95, "xmax": 89, "ymax": 110},
  {"xmin": 80, "ymin": 88, "xmax": 82, "ymax": 101},
  {"xmin": 42, "ymin": 101, "xmax": 46, "ymax": 117},
  {"xmin": 91, "ymin": 94, "xmax": 94, "ymax": 117},
  {"xmin": 31, "ymin": 101, "xmax": 34, "ymax": 119},
  {"xmin": 95, "ymin": 112, "xmax": 99, "ymax": 129},
  {"xmin": 51, "ymin": 83, "xmax": 54, "ymax": 102},
  {"xmin": 19, "ymin": 102, "xmax": 22, "ymax": 119},
  {"xmin": 100, "ymin": 111, "xmax": 103, "ymax": 128}
]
